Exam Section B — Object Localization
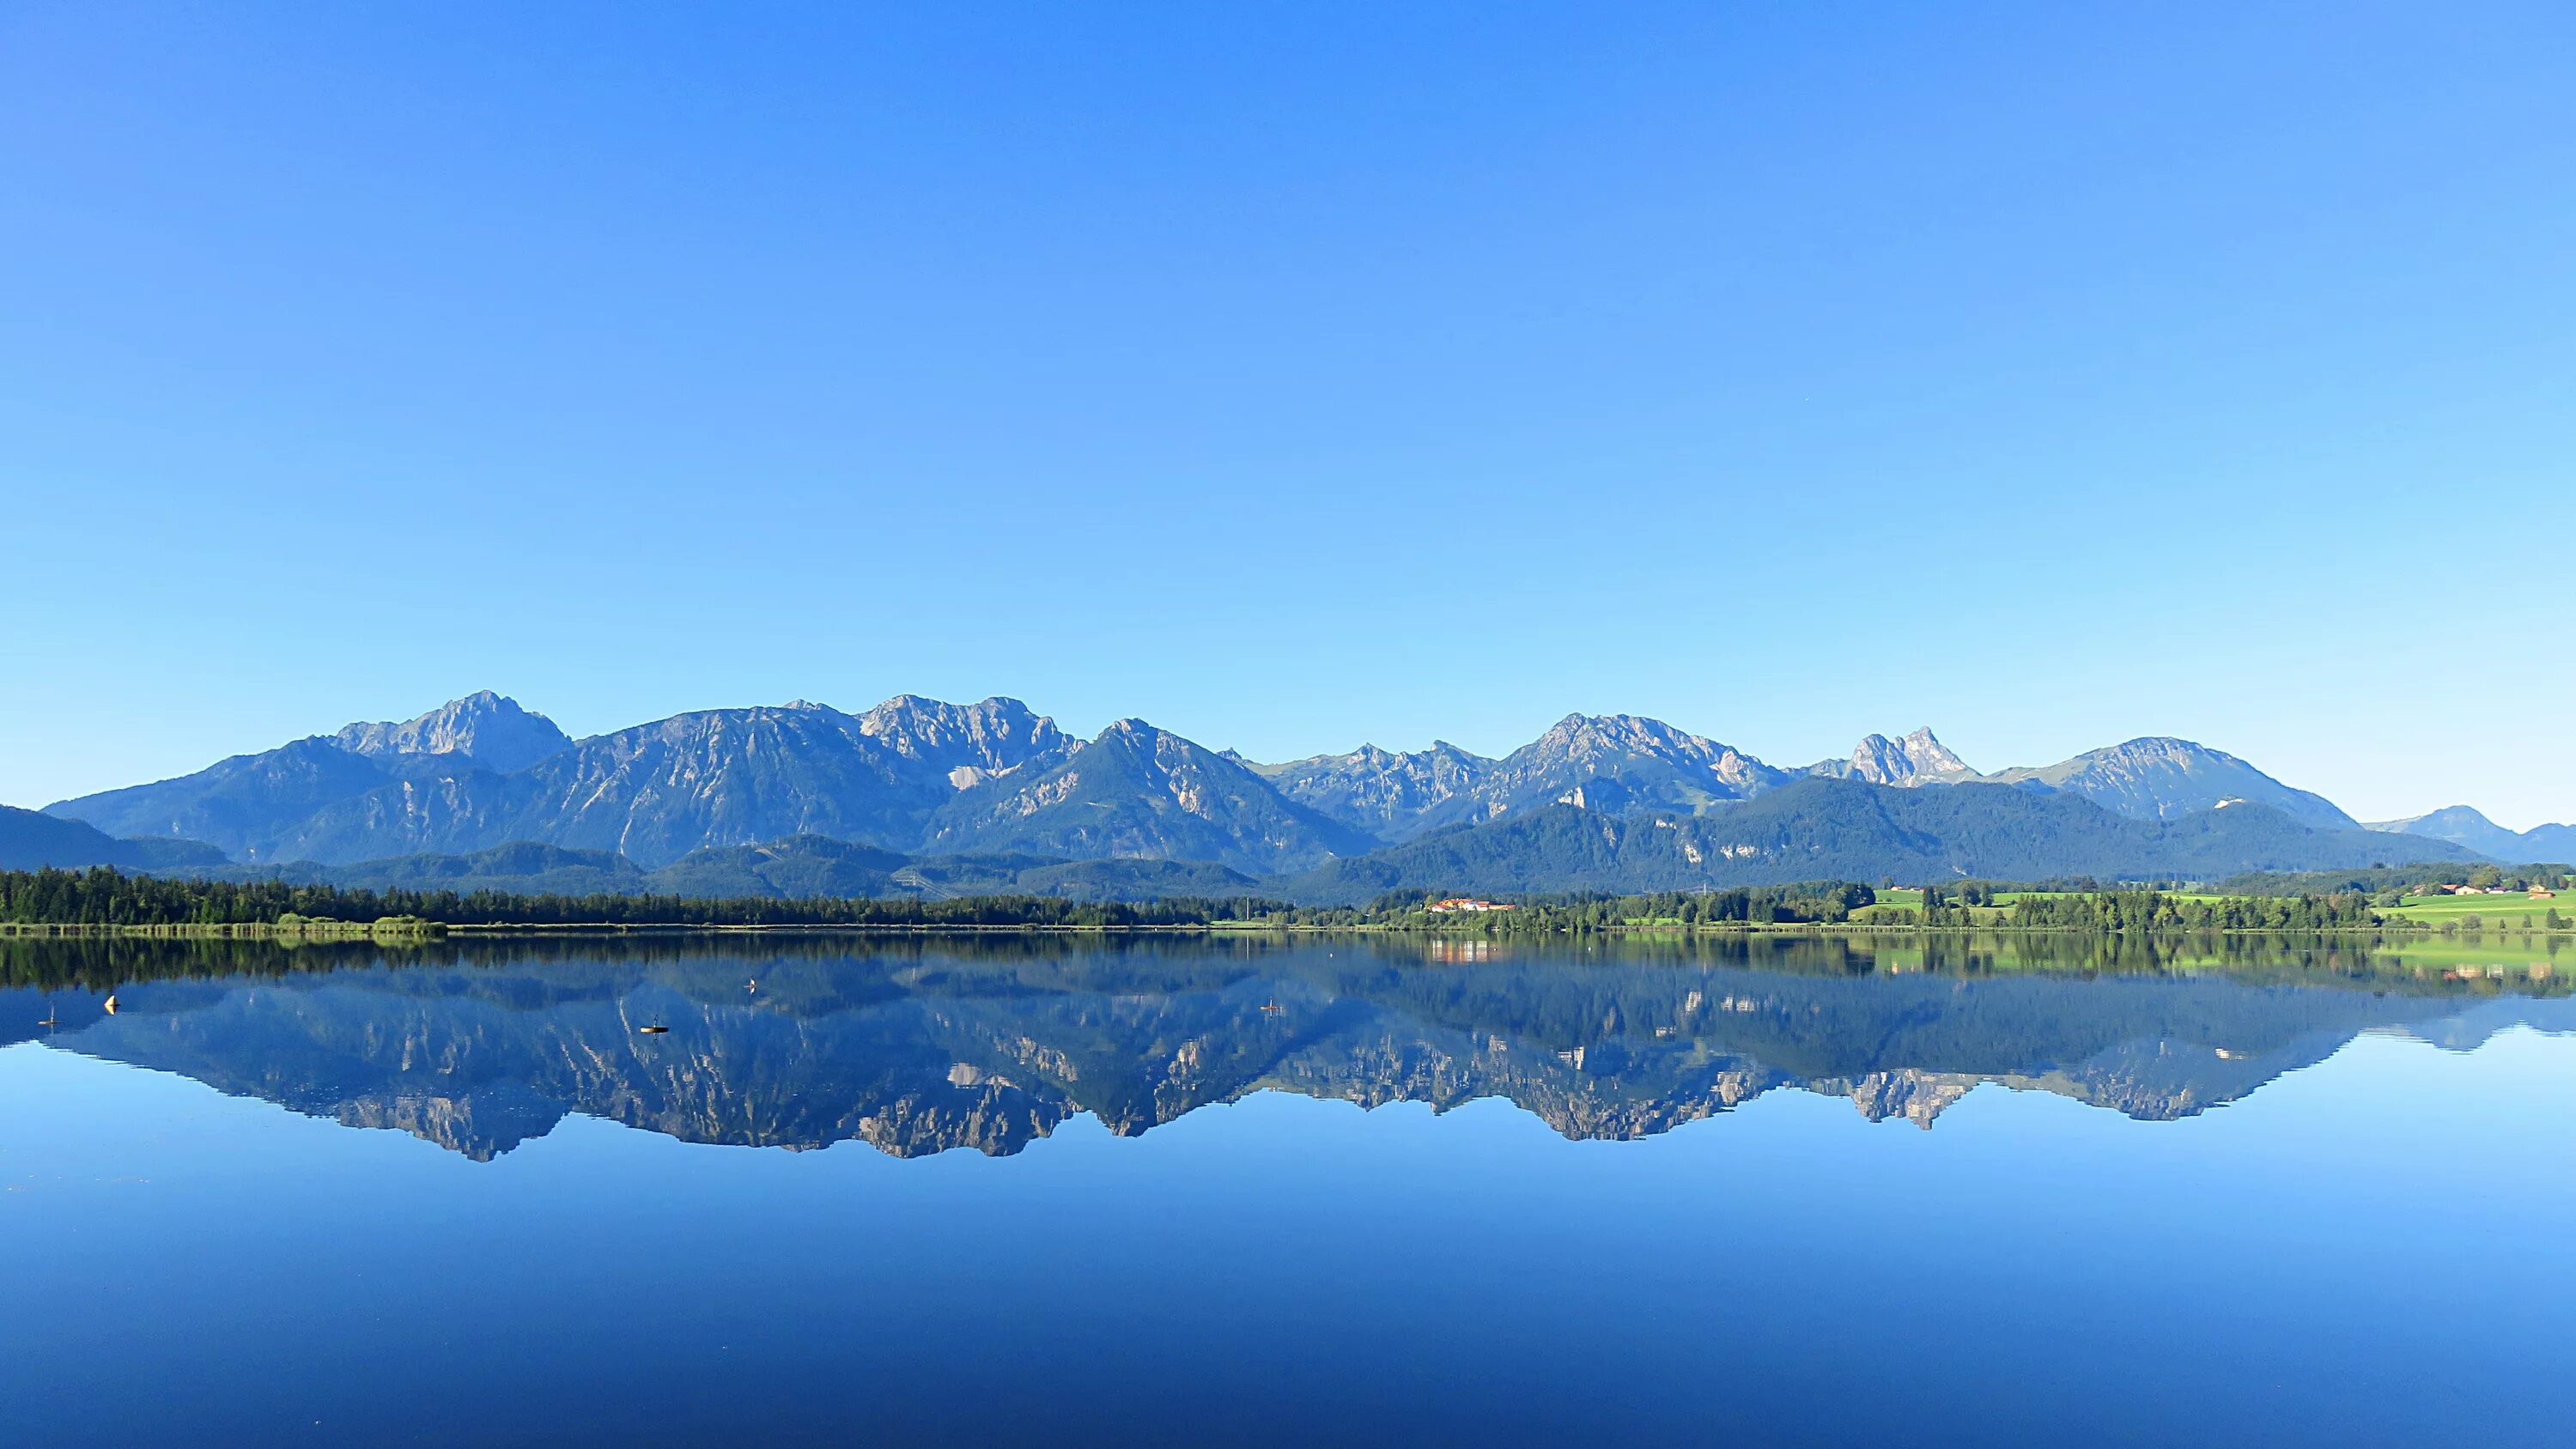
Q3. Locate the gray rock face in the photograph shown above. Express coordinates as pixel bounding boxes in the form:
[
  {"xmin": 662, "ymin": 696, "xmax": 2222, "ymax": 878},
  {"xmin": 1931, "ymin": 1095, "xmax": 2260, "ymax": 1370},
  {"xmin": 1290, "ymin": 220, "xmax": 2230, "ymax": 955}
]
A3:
[
  {"xmin": 1816, "ymin": 1070, "xmax": 1982, "ymax": 1128},
  {"xmin": 331, "ymin": 691, "xmax": 572, "ymax": 774},
  {"xmin": 854, "ymin": 694, "xmax": 1075, "ymax": 789},
  {"xmin": 1815, "ymin": 727, "xmax": 1978, "ymax": 785},
  {"xmin": 1249, "ymin": 741, "xmax": 1496, "ymax": 840}
]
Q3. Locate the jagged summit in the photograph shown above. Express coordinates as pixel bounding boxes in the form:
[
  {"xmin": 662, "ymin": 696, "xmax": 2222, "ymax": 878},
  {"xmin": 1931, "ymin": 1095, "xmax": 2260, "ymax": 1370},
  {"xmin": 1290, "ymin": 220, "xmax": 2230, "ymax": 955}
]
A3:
[
  {"xmin": 854, "ymin": 695, "xmax": 1072, "ymax": 785},
  {"xmin": 332, "ymin": 692, "xmax": 574, "ymax": 774},
  {"xmin": 1857, "ymin": 727, "xmax": 1973, "ymax": 782},
  {"xmin": 1812, "ymin": 727, "xmax": 1978, "ymax": 786}
]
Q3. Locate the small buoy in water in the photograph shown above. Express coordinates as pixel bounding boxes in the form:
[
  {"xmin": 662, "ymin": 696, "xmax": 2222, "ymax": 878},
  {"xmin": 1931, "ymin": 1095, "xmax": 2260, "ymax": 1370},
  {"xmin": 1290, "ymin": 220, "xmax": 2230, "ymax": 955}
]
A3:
[
  {"xmin": 639, "ymin": 1025, "xmax": 670, "ymax": 1034},
  {"xmin": 102, "ymin": 995, "xmax": 118, "ymax": 1016}
]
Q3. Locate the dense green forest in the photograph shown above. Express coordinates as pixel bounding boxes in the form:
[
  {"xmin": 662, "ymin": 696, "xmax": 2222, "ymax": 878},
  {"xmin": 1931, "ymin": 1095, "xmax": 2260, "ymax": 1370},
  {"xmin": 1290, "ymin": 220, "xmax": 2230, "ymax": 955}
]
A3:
[
  {"xmin": 0, "ymin": 866, "xmax": 2479, "ymax": 941},
  {"xmin": 2005, "ymin": 890, "xmax": 2385, "ymax": 931},
  {"xmin": 0, "ymin": 866, "xmax": 1271, "ymax": 930},
  {"xmin": 0, "ymin": 868, "xmax": 1874, "ymax": 932}
]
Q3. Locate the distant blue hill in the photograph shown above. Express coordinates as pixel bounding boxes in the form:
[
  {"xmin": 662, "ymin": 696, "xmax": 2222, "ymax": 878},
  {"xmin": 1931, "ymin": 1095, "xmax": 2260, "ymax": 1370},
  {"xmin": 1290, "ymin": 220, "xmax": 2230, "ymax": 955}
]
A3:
[
  {"xmin": 2364, "ymin": 805, "xmax": 2576, "ymax": 865},
  {"xmin": 0, "ymin": 804, "xmax": 227, "ymax": 873}
]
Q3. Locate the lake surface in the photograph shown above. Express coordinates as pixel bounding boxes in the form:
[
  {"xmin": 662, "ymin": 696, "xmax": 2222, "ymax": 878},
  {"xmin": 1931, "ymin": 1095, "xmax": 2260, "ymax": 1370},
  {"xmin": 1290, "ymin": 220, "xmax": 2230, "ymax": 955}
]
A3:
[{"xmin": 3, "ymin": 931, "xmax": 2571, "ymax": 1447}]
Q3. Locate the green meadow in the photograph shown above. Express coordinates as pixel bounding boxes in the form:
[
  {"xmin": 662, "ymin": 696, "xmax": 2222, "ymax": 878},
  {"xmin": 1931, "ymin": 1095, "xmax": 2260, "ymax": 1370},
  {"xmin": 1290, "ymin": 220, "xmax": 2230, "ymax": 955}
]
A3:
[
  {"xmin": 2378, "ymin": 890, "xmax": 2570, "ymax": 926},
  {"xmin": 1843, "ymin": 885, "xmax": 2573, "ymax": 933}
]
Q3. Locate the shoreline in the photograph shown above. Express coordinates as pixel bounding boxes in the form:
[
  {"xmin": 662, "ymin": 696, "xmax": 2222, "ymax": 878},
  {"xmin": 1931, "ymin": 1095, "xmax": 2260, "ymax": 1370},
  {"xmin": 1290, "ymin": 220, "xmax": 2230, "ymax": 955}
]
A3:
[{"xmin": 3, "ymin": 920, "xmax": 2566, "ymax": 941}]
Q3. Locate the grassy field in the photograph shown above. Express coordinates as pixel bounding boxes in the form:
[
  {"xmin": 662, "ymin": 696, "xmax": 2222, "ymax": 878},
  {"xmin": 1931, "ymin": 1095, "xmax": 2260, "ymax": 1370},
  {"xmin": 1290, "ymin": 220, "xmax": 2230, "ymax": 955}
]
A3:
[
  {"xmin": 2377, "ymin": 891, "xmax": 2570, "ymax": 926},
  {"xmin": 1847, "ymin": 889, "xmax": 1919, "ymax": 923},
  {"xmin": 1843, "ymin": 885, "xmax": 2572, "ymax": 931},
  {"xmin": 1844, "ymin": 888, "xmax": 2165, "ymax": 925}
]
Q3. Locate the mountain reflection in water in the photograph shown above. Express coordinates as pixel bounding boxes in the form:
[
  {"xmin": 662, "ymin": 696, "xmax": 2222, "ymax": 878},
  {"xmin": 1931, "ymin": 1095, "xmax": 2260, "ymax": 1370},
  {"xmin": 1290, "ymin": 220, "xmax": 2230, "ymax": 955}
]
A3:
[{"xmin": 4, "ymin": 932, "xmax": 2569, "ymax": 1161}]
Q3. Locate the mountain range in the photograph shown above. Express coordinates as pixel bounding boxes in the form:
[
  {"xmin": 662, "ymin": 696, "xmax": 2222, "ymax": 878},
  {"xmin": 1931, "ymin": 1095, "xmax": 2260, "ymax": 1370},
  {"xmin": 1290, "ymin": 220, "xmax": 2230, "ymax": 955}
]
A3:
[
  {"xmin": 2364, "ymin": 805, "xmax": 2576, "ymax": 864},
  {"xmin": 20, "ymin": 690, "xmax": 2549, "ymax": 900},
  {"xmin": 13, "ymin": 937, "xmax": 2568, "ymax": 1159}
]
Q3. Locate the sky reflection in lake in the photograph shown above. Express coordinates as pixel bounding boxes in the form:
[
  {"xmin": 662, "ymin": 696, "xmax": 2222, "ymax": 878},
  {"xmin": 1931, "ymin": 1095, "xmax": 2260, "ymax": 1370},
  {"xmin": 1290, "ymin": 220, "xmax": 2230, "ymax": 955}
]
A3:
[{"xmin": 3, "ymin": 933, "xmax": 2570, "ymax": 1447}]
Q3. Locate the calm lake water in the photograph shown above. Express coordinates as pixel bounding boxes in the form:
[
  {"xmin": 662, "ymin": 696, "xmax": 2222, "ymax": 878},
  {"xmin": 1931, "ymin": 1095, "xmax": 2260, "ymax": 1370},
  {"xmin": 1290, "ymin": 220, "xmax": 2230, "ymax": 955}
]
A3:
[{"xmin": 3, "ymin": 931, "xmax": 2571, "ymax": 1447}]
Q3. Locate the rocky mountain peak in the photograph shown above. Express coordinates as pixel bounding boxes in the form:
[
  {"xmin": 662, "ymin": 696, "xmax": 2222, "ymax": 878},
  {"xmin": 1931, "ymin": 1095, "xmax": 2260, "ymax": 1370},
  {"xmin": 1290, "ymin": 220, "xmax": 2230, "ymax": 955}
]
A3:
[
  {"xmin": 331, "ymin": 693, "xmax": 573, "ymax": 775},
  {"xmin": 855, "ymin": 694, "xmax": 1072, "ymax": 782},
  {"xmin": 1846, "ymin": 727, "xmax": 1976, "ymax": 785},
  {"xmin": 1899, "ymin": 726, "xmax": 1968, "ymax": 769}
]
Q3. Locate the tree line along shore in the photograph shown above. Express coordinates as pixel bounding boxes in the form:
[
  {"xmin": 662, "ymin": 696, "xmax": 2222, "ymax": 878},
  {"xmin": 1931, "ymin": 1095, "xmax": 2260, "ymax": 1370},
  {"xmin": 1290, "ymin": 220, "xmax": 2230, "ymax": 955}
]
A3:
[{"xmin": 3, "ymin": 866, "xmax": 2572, "ymax": 939}]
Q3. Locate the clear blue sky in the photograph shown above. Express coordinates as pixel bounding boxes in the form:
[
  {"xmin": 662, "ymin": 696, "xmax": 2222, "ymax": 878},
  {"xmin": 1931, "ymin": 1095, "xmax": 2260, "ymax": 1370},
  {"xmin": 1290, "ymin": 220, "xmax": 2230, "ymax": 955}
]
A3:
[{"xmin": 5, "ymin": 3, "xmax": 2572, "ymax": 825}]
